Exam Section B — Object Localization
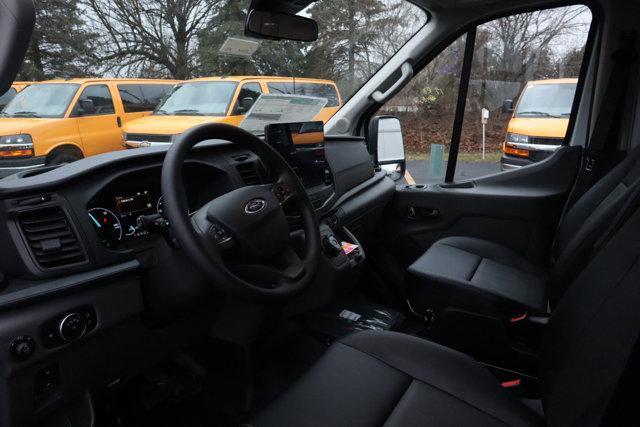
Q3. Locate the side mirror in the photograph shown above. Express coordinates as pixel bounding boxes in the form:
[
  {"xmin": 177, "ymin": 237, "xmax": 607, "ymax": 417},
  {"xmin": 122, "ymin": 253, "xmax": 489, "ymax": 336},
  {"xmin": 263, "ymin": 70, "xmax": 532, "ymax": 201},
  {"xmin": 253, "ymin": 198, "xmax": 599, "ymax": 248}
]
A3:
[
  {"xmin": 245, "ymin": 10, "xmax": 318, "ymax": 42},
  {"xmin": 368, "ymin": 116, "xmax": 406, "ymax": 181},
  {"xmin": 238, "ymin": 96, "xmax": 255, "ymax": 113},
  {"xmin": 77, "ymin": 99, "xmax": 96, "ymax": 116},
  {"xmin": 502, "ymin": 99, "xmax": 514, "ymax": 114}
]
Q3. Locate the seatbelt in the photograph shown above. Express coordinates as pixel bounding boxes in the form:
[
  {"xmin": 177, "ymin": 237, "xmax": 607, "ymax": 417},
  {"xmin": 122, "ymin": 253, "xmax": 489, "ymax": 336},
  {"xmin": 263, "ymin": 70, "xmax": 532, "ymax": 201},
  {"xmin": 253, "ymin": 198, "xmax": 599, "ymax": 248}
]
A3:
[{"xmin": 565, "ymin": 32, "xmax": 638, "ymax": 209}]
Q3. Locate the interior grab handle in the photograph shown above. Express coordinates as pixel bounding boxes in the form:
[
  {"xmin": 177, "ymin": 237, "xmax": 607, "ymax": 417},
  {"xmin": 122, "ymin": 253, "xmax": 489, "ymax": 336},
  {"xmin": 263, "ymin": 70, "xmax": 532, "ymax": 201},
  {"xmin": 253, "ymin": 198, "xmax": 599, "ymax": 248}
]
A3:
[{"xmin": 371, "ymin": 62, "xmax": 414, "ymax": 103}]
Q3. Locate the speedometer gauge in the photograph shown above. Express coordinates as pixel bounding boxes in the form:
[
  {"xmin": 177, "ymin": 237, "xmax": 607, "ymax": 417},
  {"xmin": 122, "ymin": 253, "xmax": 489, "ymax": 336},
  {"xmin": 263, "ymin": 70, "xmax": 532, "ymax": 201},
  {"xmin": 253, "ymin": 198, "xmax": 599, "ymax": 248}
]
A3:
[{"xmin": 87, "ymin": 208, "xmax": 122, "ymax": 246}]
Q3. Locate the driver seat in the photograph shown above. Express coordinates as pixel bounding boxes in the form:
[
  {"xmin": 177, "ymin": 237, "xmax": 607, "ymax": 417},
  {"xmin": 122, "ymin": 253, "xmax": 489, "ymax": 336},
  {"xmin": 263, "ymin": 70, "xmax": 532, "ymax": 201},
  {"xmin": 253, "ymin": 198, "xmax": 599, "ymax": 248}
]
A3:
[{"xmin": 253, "ymin": 190, "xmax": 640, "ymax": 426}]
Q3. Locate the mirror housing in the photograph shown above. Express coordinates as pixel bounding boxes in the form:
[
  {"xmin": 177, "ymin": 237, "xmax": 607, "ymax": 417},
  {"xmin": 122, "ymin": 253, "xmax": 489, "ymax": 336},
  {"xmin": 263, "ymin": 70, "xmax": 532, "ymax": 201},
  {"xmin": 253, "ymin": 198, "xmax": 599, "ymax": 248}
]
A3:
[
  {"xmin": 368, "ymin": 116, "xmax": 406, "ymax": 181},
  {"xmin": 245, "ymin": 10, "xmax": 318, "ymax": 42},
  {"xmin": 77, "ymin": 99, "xmax": 96, "ymax": 116},
  {"xmin": 502, "ymin": 99, "xmax": 514, "ymax": 114}
]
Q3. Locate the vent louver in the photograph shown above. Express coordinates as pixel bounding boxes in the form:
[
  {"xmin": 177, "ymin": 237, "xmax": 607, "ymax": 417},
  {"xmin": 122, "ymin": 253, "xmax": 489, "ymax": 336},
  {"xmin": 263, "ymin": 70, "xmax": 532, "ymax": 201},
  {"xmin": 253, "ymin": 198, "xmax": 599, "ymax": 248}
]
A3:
[
  {"xmin": 235, "ymin": 163, "xmax": 261, "ymax": 186},
  {"xmin": 18, "ymin": 207, "xmax": 87, "ymax": 269}
]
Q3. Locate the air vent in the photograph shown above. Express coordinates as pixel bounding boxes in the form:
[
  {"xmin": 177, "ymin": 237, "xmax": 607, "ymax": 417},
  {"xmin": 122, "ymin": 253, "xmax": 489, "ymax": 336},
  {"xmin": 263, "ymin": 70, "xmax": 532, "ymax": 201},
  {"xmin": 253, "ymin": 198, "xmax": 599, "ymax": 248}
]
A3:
[
  {"xmin": 18, "ymin": 207, "xmax": 87, "ymax": 269},
  {"xmin": 235, "ymin": 163, "xmax": 261, "ymax": 186}
]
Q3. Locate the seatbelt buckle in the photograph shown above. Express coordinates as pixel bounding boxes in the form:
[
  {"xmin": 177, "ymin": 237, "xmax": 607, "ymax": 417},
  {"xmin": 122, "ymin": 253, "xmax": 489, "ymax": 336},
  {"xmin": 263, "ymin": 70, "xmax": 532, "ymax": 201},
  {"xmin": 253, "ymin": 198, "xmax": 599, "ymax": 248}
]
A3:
[{"xmin": 584, "ymin": 156, "xmax": 596, "ymax": 172}]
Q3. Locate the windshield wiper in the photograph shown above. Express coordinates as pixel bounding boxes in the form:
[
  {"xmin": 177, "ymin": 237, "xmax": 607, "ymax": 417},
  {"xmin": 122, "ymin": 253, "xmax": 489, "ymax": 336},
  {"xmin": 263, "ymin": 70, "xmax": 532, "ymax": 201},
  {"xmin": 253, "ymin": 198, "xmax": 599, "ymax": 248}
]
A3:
[
  {"xmin": 154, "ymin": 109, "xmax": 169, "ymax": 115},
  {"xmin": 517, "ymin": 111, "xmax": 561, "ymax": 118},
  {"xmin": 172, "ymin": 109, "xmax": 205, "ymax": 116},
  {"xmin": 9, "ymin": 111, "xmax": 39, "ymax": 117}
]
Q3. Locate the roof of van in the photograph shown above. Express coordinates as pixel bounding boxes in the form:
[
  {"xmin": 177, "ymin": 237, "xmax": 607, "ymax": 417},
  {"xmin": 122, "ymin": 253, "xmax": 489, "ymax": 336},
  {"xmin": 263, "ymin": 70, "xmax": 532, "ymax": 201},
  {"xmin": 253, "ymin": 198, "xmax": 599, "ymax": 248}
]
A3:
[
  {"xmin": 29, "ymin": 78, "xmax": 181, "ymax": 84},
  {"xmin": 185, "ymin": 76, "xmax": 338, "ymax": 85},
  {"xmin": 527, "ymin": 78, "xmax": 579, "ymax": 85}
]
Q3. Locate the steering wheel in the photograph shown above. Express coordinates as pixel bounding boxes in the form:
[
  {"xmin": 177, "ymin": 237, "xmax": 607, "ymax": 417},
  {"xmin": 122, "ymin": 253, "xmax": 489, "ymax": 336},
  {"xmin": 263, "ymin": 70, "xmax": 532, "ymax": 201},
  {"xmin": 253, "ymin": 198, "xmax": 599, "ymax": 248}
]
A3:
[{"xmin": 161, "ymin": 123, "xmax": 321, "ymax": 302}]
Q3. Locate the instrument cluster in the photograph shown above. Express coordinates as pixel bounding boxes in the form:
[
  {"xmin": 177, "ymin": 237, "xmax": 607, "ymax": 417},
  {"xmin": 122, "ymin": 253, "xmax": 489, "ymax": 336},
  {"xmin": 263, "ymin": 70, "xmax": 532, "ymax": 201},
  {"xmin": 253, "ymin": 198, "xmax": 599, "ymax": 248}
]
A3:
[
  {"xmin": 86, "ymin": 163, "xmax": 233, "ymax": 249},
  {"xmin": 87, "ymin": 190, "xmax": 165, "ymax": 248}
]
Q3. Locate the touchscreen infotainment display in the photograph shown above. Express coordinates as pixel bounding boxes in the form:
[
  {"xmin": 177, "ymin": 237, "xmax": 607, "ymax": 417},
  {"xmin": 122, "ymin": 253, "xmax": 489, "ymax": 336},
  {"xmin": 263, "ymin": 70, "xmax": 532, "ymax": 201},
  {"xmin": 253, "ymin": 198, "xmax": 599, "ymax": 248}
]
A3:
[{"xmin": 264, "ymin": 121, "xmax": 329, "ymax": 188}]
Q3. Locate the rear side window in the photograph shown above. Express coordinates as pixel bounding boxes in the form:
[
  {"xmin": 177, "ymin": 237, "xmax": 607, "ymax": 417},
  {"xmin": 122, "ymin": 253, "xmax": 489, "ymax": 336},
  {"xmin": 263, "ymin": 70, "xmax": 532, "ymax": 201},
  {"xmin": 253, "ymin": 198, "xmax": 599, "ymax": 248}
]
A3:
[
  {"xmin": 77, "ymin": 84, "xmax": 115, "ymax": 116},
  {"xmin": 0, "ymin": 88, "xmax": 17, "ymax": 110},
  {"xmin": 140, "ymin": 84, "xmax": 172, "ymax": 109},
  {"xmin": 118, "ymin": 84, "xmax": 173, "ymax": 112},
  {"xmin": 118, "ymin": 85, "xmax": 145, "ymax": 112},
  {"xmin": 267, "ymin": 82, "xmax": 340, "ymax": 107}
]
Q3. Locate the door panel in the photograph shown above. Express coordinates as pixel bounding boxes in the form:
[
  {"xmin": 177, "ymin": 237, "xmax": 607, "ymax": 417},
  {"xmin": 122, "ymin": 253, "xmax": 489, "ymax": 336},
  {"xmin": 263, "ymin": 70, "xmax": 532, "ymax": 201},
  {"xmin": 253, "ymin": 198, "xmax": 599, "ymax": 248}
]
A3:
[
  {"xmin": 74, "ymin": 84, "xmax": 122, "ymax": 157},
  {"xmin": 386, "ymin": 146, "xmax": 581, "ymax": 265}
]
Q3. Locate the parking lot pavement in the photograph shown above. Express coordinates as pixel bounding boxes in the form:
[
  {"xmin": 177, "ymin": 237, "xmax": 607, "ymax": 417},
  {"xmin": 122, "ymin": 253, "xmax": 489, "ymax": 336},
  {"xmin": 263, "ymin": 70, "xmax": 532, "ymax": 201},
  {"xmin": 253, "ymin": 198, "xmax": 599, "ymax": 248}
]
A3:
[{"xmin": 401, "ymin": 160, "xmax": 502, "ymax": 185}]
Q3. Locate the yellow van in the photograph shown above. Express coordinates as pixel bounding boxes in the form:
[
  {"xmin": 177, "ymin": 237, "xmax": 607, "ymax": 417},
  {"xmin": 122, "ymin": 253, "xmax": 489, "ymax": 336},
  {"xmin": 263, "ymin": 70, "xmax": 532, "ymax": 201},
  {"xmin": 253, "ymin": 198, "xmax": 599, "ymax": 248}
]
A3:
[
  {"xmin": 501, "ymin": 78, "xmax": 578, "ymax": 170},
  {"xmin": 0, "ymin": 82, "xmax": 30, "ymax": 110},
  {"xmin": 123, "ymin": 76, "xmax": 342, "ymax": 148},
  {"xmin": 0, "ymin": 78, "xmax": 179, "ymax": 177}
]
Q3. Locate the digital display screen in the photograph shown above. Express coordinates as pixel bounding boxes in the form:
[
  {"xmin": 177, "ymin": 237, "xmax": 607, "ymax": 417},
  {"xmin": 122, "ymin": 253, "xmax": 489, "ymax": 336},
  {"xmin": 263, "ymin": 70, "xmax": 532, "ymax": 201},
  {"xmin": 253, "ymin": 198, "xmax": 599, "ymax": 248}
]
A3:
[
  {"xmin": 115, "ymin": 191, "xmax": 153, "ymax": 216},
  {"xmin": 265, "ymin": 121, "xmax": 329, "ymax": 188}
]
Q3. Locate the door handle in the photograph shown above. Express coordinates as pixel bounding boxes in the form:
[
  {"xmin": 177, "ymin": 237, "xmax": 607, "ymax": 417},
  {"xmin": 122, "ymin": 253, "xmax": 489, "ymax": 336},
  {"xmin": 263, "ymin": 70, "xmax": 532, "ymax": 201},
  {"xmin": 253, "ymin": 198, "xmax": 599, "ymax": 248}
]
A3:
[
  {"xmin": 116, "ymin": 116, "xmax": 122, "ymax": 127},
  {"xmin": 407, "ymin": 206, "xmax": 440, "ymax": 220}
]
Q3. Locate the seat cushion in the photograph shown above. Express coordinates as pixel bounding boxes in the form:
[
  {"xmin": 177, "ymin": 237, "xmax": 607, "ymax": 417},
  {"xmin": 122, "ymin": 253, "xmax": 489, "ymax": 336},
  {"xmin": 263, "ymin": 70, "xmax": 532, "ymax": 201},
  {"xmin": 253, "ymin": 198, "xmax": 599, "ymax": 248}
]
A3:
[
  {"xmin": 252, "ymin": 331, "xmax": 543, "ymax": 426},
  {"xmin": 407, "ymin": 237, "xmax": 548, "ymax": 315}
]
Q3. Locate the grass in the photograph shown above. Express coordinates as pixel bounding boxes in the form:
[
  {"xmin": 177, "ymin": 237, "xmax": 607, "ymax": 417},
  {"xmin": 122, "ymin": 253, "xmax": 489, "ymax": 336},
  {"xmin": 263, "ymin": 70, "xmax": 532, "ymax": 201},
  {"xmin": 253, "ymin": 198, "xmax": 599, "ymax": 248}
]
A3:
[{"xmin": 406, "ymin": 150, "xmax": 502, "ymax": 163}]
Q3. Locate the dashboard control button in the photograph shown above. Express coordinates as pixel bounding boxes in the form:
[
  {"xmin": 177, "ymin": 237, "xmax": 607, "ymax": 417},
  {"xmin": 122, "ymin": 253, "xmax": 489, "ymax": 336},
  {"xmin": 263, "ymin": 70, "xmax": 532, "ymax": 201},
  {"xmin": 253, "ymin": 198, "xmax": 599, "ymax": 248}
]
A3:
[
  {"xmin": 9, "ymin": 336, "xmax": 35, "ymax": 361},
  {"xmin": 58, "ymin": 313, "xmax": 87, "ymax": 342}
]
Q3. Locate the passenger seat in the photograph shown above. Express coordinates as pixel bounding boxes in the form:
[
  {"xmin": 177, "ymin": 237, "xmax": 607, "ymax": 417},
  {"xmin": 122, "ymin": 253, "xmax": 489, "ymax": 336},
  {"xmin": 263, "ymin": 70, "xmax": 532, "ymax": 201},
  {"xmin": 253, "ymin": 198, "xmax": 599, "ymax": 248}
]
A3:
[{"xmin": 406, "ymin": 145, "xmax": 640, "ymax": 318}]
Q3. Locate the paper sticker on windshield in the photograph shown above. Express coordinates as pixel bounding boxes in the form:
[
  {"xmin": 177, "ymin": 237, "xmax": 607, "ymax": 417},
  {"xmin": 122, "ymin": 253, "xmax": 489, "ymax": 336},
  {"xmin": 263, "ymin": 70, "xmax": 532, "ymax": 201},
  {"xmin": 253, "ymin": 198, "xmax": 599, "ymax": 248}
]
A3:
[
  {"xmin": 240, "ymin": 94, "xmax": 328, "ymax": 135},
  {"xmin": 218, "ymin": 37, "xmax": 260, "ymax": 58}
]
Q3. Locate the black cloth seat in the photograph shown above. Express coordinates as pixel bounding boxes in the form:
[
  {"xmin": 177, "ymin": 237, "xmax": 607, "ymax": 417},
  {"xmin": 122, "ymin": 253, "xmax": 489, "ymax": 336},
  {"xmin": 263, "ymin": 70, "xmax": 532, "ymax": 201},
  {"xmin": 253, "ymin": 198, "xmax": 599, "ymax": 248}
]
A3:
[
  {"xmin": 254, "ymin": 331, "xmax": 543, "ymax": 427},
  {"xmin": 407, "ymin": 146, "xmax": 640, "ymax": 316},
  {"xmin": 254, "ymin": 201, "xmax": 640, "ymax": 426}
]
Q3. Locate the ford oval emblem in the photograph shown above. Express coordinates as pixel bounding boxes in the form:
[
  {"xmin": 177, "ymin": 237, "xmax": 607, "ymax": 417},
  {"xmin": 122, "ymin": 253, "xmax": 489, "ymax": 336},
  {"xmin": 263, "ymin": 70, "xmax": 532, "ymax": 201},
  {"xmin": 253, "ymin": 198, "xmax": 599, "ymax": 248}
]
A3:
[{"xmin": 245, "ymin": 198, "xmax": 267, "ymax": 214}]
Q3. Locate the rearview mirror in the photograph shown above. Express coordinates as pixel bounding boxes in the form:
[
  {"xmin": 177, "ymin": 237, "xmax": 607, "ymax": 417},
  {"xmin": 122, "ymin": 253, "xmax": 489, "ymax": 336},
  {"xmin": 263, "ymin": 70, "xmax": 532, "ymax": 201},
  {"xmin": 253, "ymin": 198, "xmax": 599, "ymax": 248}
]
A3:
[
  {"xmin": 245, "ymin": 10, "xmax": 318, "ymax": 42},
  {"xmin": 502, "ymin": 99, "xmax": 514, "ymax": 114},
  {"xmin": 369, "ymin": 116, "xmax": 406, "ymax": 181}
]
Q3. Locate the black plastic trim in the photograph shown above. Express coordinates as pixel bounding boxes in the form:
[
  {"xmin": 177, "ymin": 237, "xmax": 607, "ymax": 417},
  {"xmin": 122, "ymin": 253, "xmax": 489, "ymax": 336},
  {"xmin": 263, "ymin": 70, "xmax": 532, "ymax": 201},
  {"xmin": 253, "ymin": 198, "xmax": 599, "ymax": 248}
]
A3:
[{"xmin": 0, "ymin": 260, "xmax": 140, "ymax": 310}]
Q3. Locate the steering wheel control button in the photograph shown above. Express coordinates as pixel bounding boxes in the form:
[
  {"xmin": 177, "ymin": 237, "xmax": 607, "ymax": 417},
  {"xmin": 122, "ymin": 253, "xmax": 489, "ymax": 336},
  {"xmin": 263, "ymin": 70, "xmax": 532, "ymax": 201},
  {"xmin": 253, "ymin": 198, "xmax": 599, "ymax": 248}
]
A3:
[
  {"xmin": 9, "ymin": 336, "xmax": 35, "ymax": 361},
  {"xmin": 58, "ymin": 313, "xmax": 87, "ymax": 342},
  {"xmin": 244, "ymin": 198, "xmax": 267, "ymax": 214}
]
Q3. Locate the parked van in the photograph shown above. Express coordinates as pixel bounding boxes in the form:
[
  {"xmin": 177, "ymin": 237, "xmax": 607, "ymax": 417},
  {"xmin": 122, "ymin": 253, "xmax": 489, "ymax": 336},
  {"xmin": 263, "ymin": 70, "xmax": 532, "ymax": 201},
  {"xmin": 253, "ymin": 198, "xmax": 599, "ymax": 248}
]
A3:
[
  {"xmin": 123, "ymin": 76, "xmax": 342, "ymax": 148},
  {"xmin": 500, "ymin": 78, "xmax": 577, "ymax": 170},
  {"xmin": 0, "ymin": 78, "xmax": 178, "ymax": 177},
  {"xmin": 0, "ymin": 81, "xmax": 30, "ymax": 110}
]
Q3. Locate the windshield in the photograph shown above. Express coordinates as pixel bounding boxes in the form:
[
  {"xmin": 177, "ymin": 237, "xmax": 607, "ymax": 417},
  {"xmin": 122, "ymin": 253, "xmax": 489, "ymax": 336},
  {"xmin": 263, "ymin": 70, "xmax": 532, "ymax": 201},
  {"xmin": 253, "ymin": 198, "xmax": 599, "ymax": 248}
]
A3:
[
  {"xmin": 515, "ymin": 83, "xmax": 577, "ymax": 118},
  {"xmin": 155, "ymin": 82, "xmax": 238, "ymax": 116},
  {"xmin": 12, "ymin": 0, "xmax": 427, "ymax": 128},
  {"xmin": 3, "ymin": 84, "xmax": 79, "ymax": 118}
]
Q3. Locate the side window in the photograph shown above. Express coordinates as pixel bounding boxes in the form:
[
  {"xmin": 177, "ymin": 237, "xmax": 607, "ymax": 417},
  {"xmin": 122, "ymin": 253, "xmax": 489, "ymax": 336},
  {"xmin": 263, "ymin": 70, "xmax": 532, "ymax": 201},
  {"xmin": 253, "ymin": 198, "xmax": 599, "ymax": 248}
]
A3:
[
  {"xmin": 233, "ymin": 82, "xmax": 262, "ymax": 115},
  {"xmin": 379, "ymin": 5, "xmax": 592, "ymax": 184},
  {"xmin": 76, "ymin": 84, "xmax": 115, "ymax": 116},
  {"xmin": 118, "ymin": 84, "xmax": 145, "ymax": 113},
  {"xmin": 140, "ymin": 84, "xmax": 172, "ymax": 110},
  {"xmin": 380, "ymin": 36, "xmax": 467, "ymax": 182}
]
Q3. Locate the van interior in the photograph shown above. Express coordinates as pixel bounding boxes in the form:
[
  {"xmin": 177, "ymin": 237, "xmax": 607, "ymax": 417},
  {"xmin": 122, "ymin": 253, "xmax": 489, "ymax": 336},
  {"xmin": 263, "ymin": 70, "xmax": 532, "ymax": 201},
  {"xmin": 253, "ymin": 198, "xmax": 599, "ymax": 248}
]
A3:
[{"xmin": 0, "ymin": 0, "xmax": 639, "ymax": 426}]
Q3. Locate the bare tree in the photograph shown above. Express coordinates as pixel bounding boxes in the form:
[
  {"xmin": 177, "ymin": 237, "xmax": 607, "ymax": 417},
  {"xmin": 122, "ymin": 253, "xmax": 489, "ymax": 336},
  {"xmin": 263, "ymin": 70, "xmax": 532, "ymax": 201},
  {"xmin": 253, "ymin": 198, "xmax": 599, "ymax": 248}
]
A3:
[
  {"xmin": 82, "ymin": 0, "xmax": 220, "ymax": 78},
  {"xmin": 485, "ymin": 5, "xmax": 590, "ymax": 83}
]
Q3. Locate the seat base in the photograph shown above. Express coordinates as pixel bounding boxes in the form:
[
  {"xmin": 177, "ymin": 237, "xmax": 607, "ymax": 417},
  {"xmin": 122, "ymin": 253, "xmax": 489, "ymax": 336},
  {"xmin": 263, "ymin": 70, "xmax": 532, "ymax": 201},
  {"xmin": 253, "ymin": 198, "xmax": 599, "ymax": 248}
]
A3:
[
  {"xmin": 253, "ymin": 331, "xmax": 543, "ymax": 427},
  {"xmin": 407, "ymin": 237, "xmax": 549, "ymax": 317}
]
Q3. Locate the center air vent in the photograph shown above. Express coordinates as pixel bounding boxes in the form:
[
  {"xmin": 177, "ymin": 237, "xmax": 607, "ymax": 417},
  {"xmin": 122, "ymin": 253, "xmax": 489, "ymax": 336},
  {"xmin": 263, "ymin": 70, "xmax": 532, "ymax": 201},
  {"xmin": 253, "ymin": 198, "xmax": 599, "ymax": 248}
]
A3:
[
  {"xmin": 235, "ymin": 163, "xmax": 261, "ymax": 186},
  {"xmin": 18, "ymin": 207, "xmax": 87, "ymax": 269}
]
